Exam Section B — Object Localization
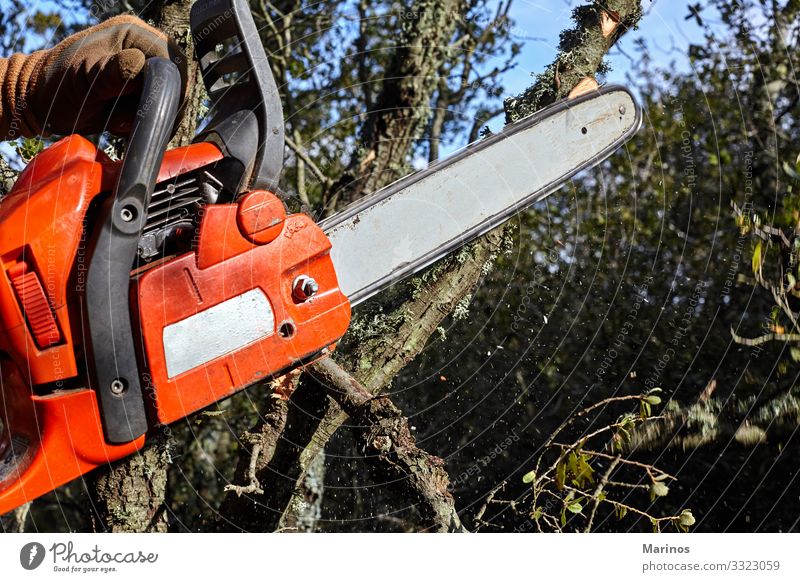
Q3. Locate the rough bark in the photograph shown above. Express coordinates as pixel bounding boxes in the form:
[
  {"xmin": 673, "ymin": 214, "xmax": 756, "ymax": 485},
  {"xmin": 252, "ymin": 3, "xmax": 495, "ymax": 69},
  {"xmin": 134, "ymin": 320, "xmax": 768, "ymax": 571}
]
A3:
[
  {"xmin": 0, "ymin": 502, "xmax": 29, "ymax": 532},
  {"xmin": 0, "ymin": 155, "xmax": 16, "ymax": 196},
  {"xmin": 310, "ymin": 358, "xmax": 466, "ymax": 532},
  {"xmin": 141, "ymin": 0, "xmax": 206, "ymax": 148},
  {"xmin": 91, "ymin": 433, "xmax": 171, "ymax": 532}
]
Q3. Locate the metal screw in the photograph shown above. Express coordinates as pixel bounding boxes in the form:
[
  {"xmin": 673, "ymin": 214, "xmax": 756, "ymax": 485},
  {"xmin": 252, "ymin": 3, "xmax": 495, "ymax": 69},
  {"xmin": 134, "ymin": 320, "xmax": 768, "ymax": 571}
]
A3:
[
  {"xmin": 110, "ymin": 379, "xmax": 126, "ymax": 395},
  {"xmin": 120, "ymin": 206, "xmax": 135, "ymax": 222},
  {"xmin": 619, "ymin": 105, "xmax": 626, "ymax": 115},
  {"xmin": 292, "ymin": 275, "xmax": 319, "ymax": 301}
]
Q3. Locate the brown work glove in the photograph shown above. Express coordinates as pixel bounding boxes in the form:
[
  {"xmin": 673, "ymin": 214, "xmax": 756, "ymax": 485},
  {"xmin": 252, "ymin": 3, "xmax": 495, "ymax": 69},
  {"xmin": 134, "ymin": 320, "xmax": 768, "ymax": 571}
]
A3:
[{"xmin": 0, "ymin": 15, "xmax": 188, "ymax": 140}]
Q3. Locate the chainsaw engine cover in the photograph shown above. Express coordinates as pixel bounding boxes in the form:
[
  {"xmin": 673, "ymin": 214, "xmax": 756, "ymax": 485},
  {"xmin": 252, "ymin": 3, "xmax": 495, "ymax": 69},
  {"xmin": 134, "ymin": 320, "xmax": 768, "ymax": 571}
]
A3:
[{"xmin": 136, "ymin": 191, "xmax": 351, "ymax": 425}]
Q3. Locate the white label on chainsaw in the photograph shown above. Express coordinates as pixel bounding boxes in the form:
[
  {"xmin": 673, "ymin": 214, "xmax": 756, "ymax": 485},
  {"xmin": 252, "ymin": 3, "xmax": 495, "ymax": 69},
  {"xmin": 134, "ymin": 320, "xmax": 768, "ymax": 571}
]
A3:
[{"xmin": 163, "ymin": 289, "xmax": 275, "ymax": 378}]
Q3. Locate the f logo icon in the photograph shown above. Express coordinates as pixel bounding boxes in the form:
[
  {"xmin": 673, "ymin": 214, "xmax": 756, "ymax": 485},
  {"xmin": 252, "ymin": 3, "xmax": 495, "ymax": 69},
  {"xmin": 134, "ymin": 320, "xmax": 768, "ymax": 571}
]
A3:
[{"xmin": 20, "ymin": 542, "xmax": 45, "ymax": 570}]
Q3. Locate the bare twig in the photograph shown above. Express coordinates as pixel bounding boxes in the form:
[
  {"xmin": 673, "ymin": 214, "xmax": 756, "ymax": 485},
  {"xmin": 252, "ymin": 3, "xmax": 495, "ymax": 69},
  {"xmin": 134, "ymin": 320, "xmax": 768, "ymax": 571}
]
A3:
[
  {"xmin": 224, "ymin": 442, "xmax": 265, "ymax": 497},
  {"xmin": 731, "ymin": 327, "xmax": 800, "ymax": 346},
  {"xmin": 285, "ymin": 134, "xmax": 333, "ymax": 191},
  {"xmin": 473, "ymin": 482, "xmax": 506, "ymax": 530},
  {"xmin": 585, "ymin": 456, "xmax": 620, "ymax": 532}
]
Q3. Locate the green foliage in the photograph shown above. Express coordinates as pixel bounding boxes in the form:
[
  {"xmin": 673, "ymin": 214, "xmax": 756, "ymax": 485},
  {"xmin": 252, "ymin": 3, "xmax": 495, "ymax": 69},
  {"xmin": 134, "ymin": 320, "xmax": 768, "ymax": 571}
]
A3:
[
  {"xmin": 513, "ymin": 390, "xmax": 690, "ymax": 533},
  {"xmin": 751, "ymin": 240, "xmax": 763, "ymax": 276},
  {"xmin": 649, "ymin": 481, "xmax": 669, "ymax": 501},
  {"xmin": 15, "ymin": 137, "xmax": 44, "ymax": 162}
]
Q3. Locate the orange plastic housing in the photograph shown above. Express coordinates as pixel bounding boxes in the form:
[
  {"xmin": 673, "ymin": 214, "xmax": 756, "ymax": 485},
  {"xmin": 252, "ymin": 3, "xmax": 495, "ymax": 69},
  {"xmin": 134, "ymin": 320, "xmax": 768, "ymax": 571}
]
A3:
[
  {"xmin": 0, "ymin": 136, "xmax": 350, "ymax": 514},
  {"xmin": 137, "ymin": 194, "xmax": 351, "ymax": 425}
]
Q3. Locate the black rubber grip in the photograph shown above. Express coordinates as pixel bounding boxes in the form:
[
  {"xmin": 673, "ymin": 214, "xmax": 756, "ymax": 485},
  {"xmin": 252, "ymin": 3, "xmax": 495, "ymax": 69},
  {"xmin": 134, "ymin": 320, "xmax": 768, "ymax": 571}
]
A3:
[{"xmin": 86, "ymin": 58, "xmax": 182, "ymax": 443}]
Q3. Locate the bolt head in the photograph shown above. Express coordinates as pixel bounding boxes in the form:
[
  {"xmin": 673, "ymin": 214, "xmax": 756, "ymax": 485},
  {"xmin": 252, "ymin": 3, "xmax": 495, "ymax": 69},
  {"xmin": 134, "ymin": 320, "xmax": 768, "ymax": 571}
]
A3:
[
  {"xmin": 110, "ymin": 379, "xmax": 126, "ymax": 395},
  {"xmin": 120, "ymin": 207, "xmax": 135, "ymax": 222},
  {"xmin": 292, "ymin": 275, "xmax": 319, "ymax": 301},
  {"xmin": 304, "ymin": 279, "xmax": 319, "ymax": 296}
]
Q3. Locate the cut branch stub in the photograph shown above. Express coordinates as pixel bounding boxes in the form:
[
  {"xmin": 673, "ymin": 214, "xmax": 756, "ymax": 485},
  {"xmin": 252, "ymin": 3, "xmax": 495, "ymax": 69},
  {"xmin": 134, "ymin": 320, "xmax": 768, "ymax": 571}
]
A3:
[
  {"xmin": 568, "ymin": 77, "xmax": 600, "ymax": 99},
  {"xmin": 601, "ymin": 10, "xmax": 621, "ymax": 37}
]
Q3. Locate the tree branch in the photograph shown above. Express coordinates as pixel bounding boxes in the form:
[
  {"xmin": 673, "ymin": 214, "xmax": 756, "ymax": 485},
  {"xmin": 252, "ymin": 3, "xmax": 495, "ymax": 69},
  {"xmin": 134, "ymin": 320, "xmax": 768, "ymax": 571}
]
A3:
[
  {"xmin": 309, "ymin": 358, "xmax": 467, "ymax": 532},
  {"xmin": 285, "ymin": 133, "xmax": 333, "ymax": 194},
  {"xmin": 504, "ymin": 0, "xmax": 644, "ymax": 122}
]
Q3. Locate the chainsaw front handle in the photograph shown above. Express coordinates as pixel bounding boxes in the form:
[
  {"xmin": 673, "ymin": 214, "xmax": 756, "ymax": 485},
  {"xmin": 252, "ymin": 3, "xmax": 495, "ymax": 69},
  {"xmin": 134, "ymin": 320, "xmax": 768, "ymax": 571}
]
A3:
[{"xmin": 85, "ymin": 57, "xmax": 182, "ymax": 443}]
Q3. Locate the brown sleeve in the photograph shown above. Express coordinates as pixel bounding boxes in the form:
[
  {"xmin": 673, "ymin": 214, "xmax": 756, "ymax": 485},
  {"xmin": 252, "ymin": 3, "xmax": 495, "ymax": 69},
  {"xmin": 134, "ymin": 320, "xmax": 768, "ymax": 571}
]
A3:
[
  {"xmin": 0, "ymin": 51, "xmax": 46, "ymax": 140},
  {"xmin": 1, "ymin": 15, "xmax": 186, "ymax": 141}
]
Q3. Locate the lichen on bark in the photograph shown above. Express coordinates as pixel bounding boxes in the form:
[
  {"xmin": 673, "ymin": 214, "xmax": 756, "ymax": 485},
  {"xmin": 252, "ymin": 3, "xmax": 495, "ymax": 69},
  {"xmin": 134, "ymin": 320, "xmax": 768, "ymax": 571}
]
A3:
[{"xmin": 91, "ymin": 433, "xmax": 172, "ymax": 532}]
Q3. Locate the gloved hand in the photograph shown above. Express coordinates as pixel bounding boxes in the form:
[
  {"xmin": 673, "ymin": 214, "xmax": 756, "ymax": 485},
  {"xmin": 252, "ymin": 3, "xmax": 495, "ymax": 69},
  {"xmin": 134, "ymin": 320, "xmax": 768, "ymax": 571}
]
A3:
[{"xmin": 0, "ymin": 15, "xmax": 188, "ymax": 139}]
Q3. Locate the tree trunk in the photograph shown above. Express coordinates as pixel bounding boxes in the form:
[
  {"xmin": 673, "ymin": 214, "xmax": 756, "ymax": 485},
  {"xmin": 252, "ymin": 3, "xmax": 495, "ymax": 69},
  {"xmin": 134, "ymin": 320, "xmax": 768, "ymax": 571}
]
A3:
[{"xmin": 91, "ymin": 433, "xmax": 171, "ymax": 532}]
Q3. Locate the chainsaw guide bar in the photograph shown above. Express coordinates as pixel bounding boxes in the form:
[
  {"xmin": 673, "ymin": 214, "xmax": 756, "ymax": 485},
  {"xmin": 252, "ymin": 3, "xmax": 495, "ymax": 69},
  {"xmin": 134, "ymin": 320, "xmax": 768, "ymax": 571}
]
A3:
[{"xmin": 323, "ymin": 85, "xmax": 641, "ymax": 305}]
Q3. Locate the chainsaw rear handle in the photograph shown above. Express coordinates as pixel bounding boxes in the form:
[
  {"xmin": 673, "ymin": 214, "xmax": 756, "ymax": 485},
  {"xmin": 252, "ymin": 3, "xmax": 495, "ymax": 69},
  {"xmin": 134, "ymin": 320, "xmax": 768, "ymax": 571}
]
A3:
[
  {"xmin": 85, "ymin": 57, "xmax": 182, "ymax": 443},
  {"xmin": 190, "ymin": 0, "xmax": 285, "ymax": 193}
]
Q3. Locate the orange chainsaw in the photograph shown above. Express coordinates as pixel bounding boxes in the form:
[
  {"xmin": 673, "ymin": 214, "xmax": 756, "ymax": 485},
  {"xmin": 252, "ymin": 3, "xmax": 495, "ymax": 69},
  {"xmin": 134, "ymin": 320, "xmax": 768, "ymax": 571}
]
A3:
[{"xmin": 0, "ymin": 0, "xmax": 641, "ymax": 514}]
